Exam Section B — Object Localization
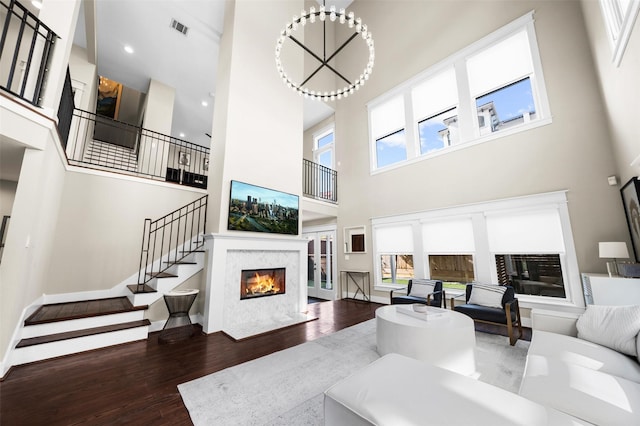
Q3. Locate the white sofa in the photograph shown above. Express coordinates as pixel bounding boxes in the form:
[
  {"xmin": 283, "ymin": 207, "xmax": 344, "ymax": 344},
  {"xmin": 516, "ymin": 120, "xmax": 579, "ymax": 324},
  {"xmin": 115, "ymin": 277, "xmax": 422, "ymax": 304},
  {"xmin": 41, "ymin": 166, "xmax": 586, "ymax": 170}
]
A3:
[
  {"xmin": 324, "ymin": 308, "xmax": 640, "ymax": 425},
  {"xmin": 518, "ymin": 310, "xmax": 640, "ymax": 426}
]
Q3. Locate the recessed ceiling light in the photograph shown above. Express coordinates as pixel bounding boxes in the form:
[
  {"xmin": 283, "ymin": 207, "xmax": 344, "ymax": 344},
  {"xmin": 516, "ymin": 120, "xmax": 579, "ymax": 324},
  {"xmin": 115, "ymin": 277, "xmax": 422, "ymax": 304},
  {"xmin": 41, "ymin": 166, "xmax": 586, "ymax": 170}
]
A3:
[
  {"xmin": 31, "ymin": 1, "xmax": 42, "ymax": 9},
  {"xmin": 201, "ymin": 101, "xmax": 208, "ymax": 107},
  {"xmin": 179, "ymin": 132, "xmax": 185, "ymax": 138},
  {"xmin": 124, "ymin": 45, "xmax": 134, "ymax": 54}
]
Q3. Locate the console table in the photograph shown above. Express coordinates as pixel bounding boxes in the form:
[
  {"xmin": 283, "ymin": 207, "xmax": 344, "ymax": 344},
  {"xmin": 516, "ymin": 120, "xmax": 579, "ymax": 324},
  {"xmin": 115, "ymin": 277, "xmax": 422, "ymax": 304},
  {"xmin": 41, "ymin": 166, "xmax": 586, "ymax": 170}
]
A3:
[{"xmin": 340, "ymin": 270, "xmax": 370, "ymax": 302}]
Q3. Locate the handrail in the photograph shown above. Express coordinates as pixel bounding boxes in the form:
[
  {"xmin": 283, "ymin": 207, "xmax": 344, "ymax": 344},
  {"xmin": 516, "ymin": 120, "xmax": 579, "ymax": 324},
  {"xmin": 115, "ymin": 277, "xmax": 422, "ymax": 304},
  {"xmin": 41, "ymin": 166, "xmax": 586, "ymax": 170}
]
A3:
[
  {"xmin": 136, "ymin": 195, "xmax": 208, "ymax": 290},
  {"xmin": 303, "ymin": 158, "xmax": 338, "ymax": 203},
  {"xmin": 0, "ymin": 0, "xmax": 57, "ymax": 106},
  {"xmin": 65, "ymin": 108, "xmax": 210, "ymax": 188}
]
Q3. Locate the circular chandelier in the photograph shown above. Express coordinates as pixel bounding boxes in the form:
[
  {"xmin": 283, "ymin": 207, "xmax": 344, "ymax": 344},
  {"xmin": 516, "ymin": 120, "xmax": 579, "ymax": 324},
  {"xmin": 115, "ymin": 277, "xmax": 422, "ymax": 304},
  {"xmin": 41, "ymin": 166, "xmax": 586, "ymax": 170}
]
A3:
[{"xmin": 275, "ymin": 4, "xmax": 374, "ymax": 102}]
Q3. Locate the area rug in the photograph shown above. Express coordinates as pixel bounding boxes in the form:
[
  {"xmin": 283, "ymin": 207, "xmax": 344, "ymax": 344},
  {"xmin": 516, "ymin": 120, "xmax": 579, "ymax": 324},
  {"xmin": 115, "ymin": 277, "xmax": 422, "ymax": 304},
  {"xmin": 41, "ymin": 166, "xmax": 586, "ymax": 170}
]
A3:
[{"xmin": 178, "ymin": 319, "xmax": 530, "ymax": 426}]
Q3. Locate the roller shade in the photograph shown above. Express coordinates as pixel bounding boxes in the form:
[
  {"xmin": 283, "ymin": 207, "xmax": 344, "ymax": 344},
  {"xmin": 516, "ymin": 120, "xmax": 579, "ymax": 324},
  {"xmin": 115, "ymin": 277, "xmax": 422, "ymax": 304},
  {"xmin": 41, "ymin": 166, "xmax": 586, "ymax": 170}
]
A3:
[
  {"xmin": 371, "ymin": 95, "xmax": 405, "ymax": 140},
  {"xmin": 486, "ymin": 208, "xmax": 565, "ymax": 253},
  {"xmin": 422, "ymin": 218, "xmax": 475, "ymax": 253},
  {"xmin": 412, "ymin": 67, "xmax": 458, "ymax": 121},
  {"xmin": 467, "ymin": 30, "xmax": 533, "ymax": 96},
  {"xmin": 375, "ymin": 225, "xmax": 414, "ymax": 253}
]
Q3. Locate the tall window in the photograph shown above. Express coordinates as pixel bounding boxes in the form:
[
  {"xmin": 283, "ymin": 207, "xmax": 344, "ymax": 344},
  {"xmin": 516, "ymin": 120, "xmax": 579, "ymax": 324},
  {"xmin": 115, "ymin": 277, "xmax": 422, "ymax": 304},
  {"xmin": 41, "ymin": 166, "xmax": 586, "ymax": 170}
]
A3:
[
  {"xmin": 368, "ymin": 12, "xmax": 550, "ymax": 172},
  {"xmin": 372, "ymin": 192, "xmax": 579, "ymax": 305},
  {"xmin": 599, "ymin": 0, "xmax": 640, "ymax": 66},
  {"xmin": 423, "ymin": 218, "xmax": 476, "ymax": 291},
  {"xmin": 370, "ymin": 95, "xmax": 407, "ymax": 168},
  {"xmin": 314, "ymin": 127, "xmax": 334, "ymax": 169},
  {"xmin": 486, "ymin": 208, "xmax": 566, "ymax": 298},
  {"xmin": 375, "ymin": 224, "xmax": 414, "ymax": 285},
  {"xmin": 412, "ymin": 68, "xmax": 459, "ymax": 155},
  {"xmin": 313, "ymin": 126, "xmax": 336, "ymax": 200}
]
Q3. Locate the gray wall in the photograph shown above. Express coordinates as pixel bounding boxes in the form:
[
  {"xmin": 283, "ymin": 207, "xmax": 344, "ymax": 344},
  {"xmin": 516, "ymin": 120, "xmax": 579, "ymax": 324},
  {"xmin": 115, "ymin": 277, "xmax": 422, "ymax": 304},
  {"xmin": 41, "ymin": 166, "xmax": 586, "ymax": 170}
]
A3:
[
  {"xmin": 331, "ymin": 0, "xmax": 628, "ymax": 300},
  {"xmin": 580, "ymin": 0, "xmax": 640, "ymax": 184}
]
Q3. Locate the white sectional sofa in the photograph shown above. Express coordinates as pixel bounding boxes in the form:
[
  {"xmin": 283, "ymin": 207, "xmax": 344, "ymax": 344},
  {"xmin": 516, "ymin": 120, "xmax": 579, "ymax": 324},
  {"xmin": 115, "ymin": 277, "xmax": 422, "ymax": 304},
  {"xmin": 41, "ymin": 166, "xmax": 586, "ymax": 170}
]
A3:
[
  {"xmin": 324, "ymin": 306, "xmax": 640, "ymax": 425},
  {"xmin": 519, "ymin": 308, "xmax": 640, "ymax": 426}
]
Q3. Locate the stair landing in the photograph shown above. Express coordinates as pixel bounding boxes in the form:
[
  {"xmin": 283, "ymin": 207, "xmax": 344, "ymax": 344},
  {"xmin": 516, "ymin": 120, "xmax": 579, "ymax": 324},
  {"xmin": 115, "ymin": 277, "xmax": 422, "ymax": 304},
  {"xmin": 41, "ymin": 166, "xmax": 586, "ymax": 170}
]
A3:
[{"xmin": 24, "ymin": 297, "xmax": 147, "ymax": 326}]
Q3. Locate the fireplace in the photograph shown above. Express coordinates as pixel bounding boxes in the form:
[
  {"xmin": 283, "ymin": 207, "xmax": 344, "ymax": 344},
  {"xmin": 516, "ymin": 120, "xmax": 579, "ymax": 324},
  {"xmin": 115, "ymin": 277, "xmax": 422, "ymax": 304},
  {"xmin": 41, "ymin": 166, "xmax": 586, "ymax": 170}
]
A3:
[{"xmin": 240, "ymin": 268, "xmax": 286, "ymax": 300}]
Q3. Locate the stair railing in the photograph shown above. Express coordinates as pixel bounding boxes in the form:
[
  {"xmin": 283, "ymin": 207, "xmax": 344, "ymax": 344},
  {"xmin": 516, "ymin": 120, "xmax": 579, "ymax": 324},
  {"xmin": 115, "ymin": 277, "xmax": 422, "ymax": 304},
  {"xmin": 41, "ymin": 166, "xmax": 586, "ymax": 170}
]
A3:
[
  {"xmin": 136, "ymin": 195, "xmax": 208, "ymax": 290},
  {"xmin": 0, "ymin": 0, "xmax": 57, "ymax": 106}
]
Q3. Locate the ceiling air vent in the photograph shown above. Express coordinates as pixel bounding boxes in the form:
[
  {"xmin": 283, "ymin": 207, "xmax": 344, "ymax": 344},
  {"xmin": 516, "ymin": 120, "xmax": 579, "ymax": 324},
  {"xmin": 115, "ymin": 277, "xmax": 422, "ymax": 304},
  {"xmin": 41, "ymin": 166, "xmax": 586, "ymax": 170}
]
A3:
[{"xmin": 170, "ymin": 19, "xmax": 189, "ymax": 36}]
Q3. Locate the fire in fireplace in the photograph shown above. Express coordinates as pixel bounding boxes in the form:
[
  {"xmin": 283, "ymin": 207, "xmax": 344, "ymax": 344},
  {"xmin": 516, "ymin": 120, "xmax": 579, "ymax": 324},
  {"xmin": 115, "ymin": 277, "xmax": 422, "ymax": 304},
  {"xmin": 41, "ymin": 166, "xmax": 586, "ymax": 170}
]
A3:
[{"xmin": 240, "ymin": 268, "xmax": 286, "ymax": 299}]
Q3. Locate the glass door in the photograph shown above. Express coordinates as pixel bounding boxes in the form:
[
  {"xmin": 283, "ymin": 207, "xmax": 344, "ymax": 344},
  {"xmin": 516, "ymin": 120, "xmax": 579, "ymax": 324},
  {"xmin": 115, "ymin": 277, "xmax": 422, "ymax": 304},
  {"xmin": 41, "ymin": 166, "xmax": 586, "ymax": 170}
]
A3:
[{"xmin": 305, "ymin": 230, "xmax": 336, "ymax": 300}]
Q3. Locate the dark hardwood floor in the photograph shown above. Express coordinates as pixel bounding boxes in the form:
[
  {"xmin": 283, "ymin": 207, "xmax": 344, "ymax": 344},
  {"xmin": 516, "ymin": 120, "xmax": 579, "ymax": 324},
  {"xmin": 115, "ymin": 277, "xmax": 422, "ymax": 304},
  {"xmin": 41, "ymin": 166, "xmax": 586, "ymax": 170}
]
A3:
[{"xmin": 0, "ymin": 300, "xmax": 381, "ymax": 426}]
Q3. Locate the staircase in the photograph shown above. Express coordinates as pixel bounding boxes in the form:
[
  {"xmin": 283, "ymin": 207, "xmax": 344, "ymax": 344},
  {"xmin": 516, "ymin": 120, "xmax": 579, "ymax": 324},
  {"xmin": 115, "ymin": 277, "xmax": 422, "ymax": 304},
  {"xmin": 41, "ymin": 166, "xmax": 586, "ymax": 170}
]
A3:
[
  {"xmin": 83, "ymin": 139, "xmax": 138, "ymax": 172},
  {"xmin": 10, "ymin": 196, "xmax": 208, "ymax": 367}
]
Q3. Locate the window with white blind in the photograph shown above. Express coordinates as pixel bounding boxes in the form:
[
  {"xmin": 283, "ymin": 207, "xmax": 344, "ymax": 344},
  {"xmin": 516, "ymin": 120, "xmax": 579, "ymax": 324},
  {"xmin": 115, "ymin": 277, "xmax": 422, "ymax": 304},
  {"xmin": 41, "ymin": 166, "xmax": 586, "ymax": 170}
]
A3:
[
  {"xmin": 599, "ymin": 0, "xmax": 640, "ymax": 66},
  {"xmin": 367, "ymin": 11, "xmax": 551, "ymax": 172},
  {"xmin": 422, "ymin": 218, "xmax": 476, "ymax": 289},
  {"xmin": 371, "ymin": 192, "xmax": 579, "ymax": 305},
  {"xmin": 371, "ymin": 95, "xmax": 407, "ymax": 169},
  {"xmin": 412, "ymin": 68, "xmax": 459, "ymax": 154},
  {"xmin": 486, "ymin": 208, "xmax": 567, "ymax": 298},
  {"xmin": 374, "ymin": 224, "xmax": 415, "ymax": 285}
]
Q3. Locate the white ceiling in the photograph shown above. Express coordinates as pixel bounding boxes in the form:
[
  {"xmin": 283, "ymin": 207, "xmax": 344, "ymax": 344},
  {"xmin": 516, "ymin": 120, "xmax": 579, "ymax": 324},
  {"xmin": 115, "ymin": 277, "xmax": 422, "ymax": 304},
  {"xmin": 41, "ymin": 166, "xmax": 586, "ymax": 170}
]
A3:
[
  {"xmin": 0, "ymin": 1, "xmax": 339, "ymax": 183},
  {"xmin": 73, "ymin": 0, "xmax": 335, "ymax": 148}
]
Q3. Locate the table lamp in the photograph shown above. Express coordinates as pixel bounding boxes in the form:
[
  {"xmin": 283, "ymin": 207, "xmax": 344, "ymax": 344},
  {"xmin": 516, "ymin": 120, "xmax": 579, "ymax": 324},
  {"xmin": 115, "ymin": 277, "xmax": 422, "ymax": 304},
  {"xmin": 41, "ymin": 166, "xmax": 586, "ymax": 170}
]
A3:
[{"xmin": 599, "ymin": 242, "xmax": 630, "ymax": 277}]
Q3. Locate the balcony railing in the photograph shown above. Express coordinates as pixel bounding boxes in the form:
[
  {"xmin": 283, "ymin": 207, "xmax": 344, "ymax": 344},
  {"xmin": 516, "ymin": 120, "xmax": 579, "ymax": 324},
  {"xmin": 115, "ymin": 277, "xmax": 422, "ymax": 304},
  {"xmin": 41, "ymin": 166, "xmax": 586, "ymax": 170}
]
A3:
[
  {"xmin": 65, "ymin": 108, "xmax": 210, "ymax": 189},
  {"xmin": 0, "ymin": 0, "xmax": 57, "ymax": 106},
  {"xmin": 303, "ymin": 158, "xmax": 337, "ymax": 203}
]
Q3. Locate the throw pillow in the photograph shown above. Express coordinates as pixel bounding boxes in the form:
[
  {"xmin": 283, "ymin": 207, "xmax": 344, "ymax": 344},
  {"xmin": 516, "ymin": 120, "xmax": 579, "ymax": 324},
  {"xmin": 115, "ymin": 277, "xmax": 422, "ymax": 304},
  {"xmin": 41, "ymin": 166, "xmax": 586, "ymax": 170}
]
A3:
[
  {"xmin": 576, "ymin": 305, "xmax": 640, "ymax": 357},
  {"xmin": 468, "ymin": 284, "xmax": 506, "ymax": 309},
  {"xmin": 408, "ymin": 280, "xmax": 436, "ymax": 298}
]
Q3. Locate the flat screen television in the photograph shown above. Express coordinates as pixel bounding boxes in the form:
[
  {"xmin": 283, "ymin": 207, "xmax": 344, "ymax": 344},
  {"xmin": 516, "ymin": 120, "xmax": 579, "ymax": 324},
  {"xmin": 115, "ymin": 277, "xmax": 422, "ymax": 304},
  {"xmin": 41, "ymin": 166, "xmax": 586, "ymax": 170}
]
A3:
[{"xmin": 227, "ymin": 180, "xmax": 299, "ymax": 235}]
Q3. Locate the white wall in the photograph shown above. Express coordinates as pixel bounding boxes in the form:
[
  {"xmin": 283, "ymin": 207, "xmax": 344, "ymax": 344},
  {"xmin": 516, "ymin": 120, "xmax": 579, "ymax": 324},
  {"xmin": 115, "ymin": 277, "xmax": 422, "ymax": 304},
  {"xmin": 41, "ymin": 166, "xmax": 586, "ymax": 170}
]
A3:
[
  {"xmin": 0, "ymin": 180, "xmax": 18, "ymax": 218},
  {"xmin": 68, "ymin": 45, "xmax": 97, "ymax": 111},
  {"xmin": 0, "ymin": 135, "xmax": 66, "ymax": 369},
  {"xmin": 580, "ymin": 0, "xmax": 640, "ymax": 184},
  {"xmin": 45, "ymin": 173, "xmax": 205, "ymax": 294},
  {"xmin": 208, "ymin": 0, "xmax": 304, "ymax": 233},
  {"xmin": 332, "ymin": 0, "xmax": 626, "ymax": 301}
]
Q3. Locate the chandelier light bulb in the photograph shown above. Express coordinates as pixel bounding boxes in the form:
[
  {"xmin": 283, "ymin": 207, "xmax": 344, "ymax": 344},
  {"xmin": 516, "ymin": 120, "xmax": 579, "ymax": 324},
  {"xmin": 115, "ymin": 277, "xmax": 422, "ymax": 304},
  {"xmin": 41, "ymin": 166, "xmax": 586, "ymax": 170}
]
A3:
[
  {"xmin": 348, "ymin": 11, "xmax": 355, "ymax": 27},
  {"xmin": 319, "ymin": 5, "xmax": 325, "ymax": 21},
  {"xmin": 310, "ymin": 6, "xmax": 316, "ymax": 23},
  {"xmin": 339, "ymin": 9, "xmax": 346, "ymax": 24}
]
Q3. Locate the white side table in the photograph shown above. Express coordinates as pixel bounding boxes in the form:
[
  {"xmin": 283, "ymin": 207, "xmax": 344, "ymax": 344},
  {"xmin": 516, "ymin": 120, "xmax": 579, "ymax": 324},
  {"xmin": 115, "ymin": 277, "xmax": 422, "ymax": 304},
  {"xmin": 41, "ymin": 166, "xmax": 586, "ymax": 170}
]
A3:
[{"xmin": 376, "ymin": 304, "xmax": 476, "ymax": 376}]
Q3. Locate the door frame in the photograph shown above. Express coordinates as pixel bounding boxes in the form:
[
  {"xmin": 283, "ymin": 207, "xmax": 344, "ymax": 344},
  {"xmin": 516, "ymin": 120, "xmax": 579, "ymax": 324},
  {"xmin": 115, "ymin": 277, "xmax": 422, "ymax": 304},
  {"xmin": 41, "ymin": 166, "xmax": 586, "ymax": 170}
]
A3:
[{"xmin": 303, "ymin": 224, "xmax": 338, "ymax": 301}]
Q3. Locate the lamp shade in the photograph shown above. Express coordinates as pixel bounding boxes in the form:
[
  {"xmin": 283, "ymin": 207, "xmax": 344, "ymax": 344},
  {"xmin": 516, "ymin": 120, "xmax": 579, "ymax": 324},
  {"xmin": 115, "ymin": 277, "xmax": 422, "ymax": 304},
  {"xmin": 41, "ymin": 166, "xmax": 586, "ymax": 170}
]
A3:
[{"xmin": 599, "ymin": 242, "xmax": 630, "ymax": 259}]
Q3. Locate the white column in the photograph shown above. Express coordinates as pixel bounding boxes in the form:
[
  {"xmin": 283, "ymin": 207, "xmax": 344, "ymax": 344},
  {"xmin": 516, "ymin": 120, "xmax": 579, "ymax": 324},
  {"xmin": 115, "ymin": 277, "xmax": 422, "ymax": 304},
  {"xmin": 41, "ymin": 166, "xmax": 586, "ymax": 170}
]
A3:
[{"xmin": 38, "ymin": 0, "xmax": 81, "ymax": 116}]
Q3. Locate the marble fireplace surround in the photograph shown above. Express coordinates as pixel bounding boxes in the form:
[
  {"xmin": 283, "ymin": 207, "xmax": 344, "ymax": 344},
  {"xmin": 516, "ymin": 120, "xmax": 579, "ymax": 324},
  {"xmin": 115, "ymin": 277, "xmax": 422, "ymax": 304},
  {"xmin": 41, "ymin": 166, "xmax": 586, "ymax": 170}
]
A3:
[{"xmin": 202, "ymin": 233, "xmax": 313, "ymax": 340}]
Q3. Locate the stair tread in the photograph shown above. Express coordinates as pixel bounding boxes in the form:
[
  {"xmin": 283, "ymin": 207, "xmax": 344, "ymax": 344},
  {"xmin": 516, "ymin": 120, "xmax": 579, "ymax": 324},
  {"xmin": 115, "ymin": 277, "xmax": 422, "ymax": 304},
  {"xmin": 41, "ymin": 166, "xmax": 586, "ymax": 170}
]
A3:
[
  {"xmin": 147, "ymin": 272, "xmax": 178, "ymax": 278},
  {"xmin": 127, "ymin": 284, "xmax": 157, "ymax": 294},
  {"xmin": 164, "ymin": 261, "xmax": 197, "ymax": 265},
  {"xmin": 16, "ymin": 319, "xmax": 151, "ymax": 348},
  {"xmin": 24, "ymin": 297, "xmax": 148, "ymax": 326}
]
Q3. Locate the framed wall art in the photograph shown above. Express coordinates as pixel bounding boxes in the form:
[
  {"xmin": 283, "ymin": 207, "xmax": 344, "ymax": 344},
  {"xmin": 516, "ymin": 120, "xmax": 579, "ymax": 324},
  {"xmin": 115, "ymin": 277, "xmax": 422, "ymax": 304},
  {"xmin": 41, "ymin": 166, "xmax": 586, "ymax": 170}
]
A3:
[{"xmin": 621, "ymin": 177, "xmax": 640, "ymax": 262}]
